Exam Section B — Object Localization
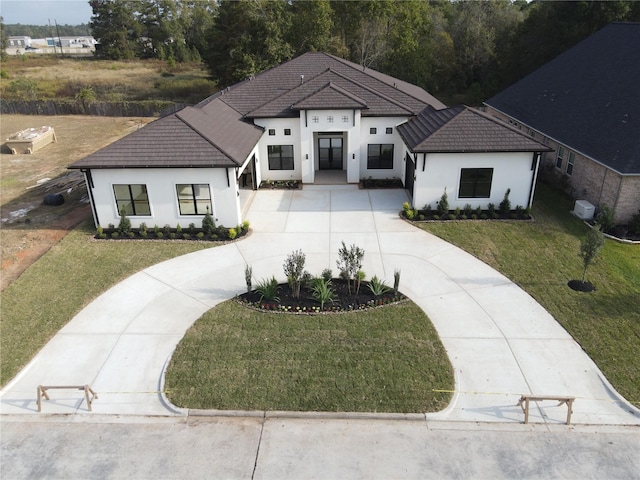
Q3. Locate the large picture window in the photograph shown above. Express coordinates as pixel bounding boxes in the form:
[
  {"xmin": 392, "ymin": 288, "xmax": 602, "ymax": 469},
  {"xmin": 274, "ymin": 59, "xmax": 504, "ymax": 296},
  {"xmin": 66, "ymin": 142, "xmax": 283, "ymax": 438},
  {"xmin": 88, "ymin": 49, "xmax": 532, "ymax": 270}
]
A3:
[
  {"xmin": 268, "ymin": 145, "xmax": 294, "ymax": 170},
  {"xmin": 458, "ymin": 168, "xmax": 493, "ymax": 198},
  {"xmin": 113, "ymin": 184, "xmax": 150, "ymax": 215},
  {"xmin": 367, "ymin": 144, "xmax": 394, "ymax": 169},
  {"xmin": 176, "ymin": 184, "xmax": 212, "ymax": 215}
]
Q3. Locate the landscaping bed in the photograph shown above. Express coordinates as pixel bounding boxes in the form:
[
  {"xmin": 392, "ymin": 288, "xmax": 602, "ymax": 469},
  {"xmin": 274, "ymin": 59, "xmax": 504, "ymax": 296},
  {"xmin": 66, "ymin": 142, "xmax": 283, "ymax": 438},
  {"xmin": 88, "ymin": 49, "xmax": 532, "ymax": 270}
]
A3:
[
  {"xmin": 259, "ymin": 180, "xmax": 301, "ymax": 189},
  {"xmin": 359, "ymin": 177, "xmax": 403, "ymax": 189}
]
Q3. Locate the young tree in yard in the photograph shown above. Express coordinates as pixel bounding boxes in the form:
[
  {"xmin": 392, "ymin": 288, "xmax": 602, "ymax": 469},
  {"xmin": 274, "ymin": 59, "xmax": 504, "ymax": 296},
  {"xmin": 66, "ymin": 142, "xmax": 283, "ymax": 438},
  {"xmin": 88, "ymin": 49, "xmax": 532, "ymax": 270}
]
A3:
[
  {"xmin": 0, "ymin": 17, "xmax": 8, "ymax": 63},
  {"xmin": 336, "ymin": 241, "xmax": 365, "ymax": 294},
  {"xmin": 283, "ymin": 249, "xmax": 306, "ymax": 298},
  {"xmin": 579, "ymin": 225, "xmax": 605, "ymax": 283}
]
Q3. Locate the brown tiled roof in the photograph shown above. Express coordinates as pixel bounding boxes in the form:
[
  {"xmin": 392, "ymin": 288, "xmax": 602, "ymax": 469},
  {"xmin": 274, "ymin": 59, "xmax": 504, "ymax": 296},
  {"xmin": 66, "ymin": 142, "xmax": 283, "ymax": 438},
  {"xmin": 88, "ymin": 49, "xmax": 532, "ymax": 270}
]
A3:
[
  {"xmin": 291, "ymin": 82, "xmax": 368, "ymax": 111},
  {"xmin": 69, "ymin": 101, "xmax": 263, "ymax": 169},
  {"xmin": 397, "ymin": 106, "xmax": 552, "ymax": 153},
  {"xmin": 207, "ymin": 52, "xmax": 445, "ymax": 117}
]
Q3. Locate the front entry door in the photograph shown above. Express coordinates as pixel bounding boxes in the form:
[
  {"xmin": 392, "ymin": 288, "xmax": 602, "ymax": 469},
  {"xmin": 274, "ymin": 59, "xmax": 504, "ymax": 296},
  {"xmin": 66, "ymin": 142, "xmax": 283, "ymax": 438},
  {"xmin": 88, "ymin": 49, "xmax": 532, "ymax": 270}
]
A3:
[{"xmin": 318, "ymin": 137, "xmax": 343, "ymax": 170}]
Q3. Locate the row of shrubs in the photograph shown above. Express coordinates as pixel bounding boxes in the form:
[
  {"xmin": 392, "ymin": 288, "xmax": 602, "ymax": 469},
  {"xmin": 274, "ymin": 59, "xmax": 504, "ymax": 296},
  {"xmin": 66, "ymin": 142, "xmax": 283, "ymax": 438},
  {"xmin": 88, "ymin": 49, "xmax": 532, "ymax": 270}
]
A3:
[
  {"xmin": 95, "ymin": 207, "xmax": 249, "ymax": 241},
  {"xmin": 402, "ymin": 188, "xmax": 531, "ymax": 221}
]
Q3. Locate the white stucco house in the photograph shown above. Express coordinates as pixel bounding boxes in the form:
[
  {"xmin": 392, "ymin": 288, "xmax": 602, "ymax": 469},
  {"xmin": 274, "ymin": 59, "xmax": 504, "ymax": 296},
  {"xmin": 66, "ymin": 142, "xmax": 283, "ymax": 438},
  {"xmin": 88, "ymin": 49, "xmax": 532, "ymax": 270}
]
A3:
[{"xmin": 69, "ymin": 52, "xmax": 550, "ymax": 229}]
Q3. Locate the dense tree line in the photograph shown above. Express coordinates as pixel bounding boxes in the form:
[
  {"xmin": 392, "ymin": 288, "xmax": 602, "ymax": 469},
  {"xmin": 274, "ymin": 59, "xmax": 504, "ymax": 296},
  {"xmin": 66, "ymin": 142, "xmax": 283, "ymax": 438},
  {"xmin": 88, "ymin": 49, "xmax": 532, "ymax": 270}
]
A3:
[{"xmin": 8, "ymin": 1, "xmax": 640, "ymax": 101}]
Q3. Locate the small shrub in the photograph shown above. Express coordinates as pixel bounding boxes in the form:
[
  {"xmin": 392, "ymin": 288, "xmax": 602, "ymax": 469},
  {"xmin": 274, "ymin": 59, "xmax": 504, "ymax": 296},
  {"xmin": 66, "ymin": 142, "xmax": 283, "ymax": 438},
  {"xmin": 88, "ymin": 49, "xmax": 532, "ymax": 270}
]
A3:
[
  {"xmin": 153, "ymin": 225, "xmax": 161, "ymax": 235},
  {"xmin": 138, "ymin": 222, "xmax": 147, "ymax": 233},
  {"xmin": 336, "ymin": 241, "xmax": 365, "ymax": 294},
  {"xmin": 454, "ymin": 207, "xmax": 461, "ymax": 217},
  {"xmin": 140, "ymin": 230, "xmax": 148, "ymax": 238},
  {"xmin": 448, "ymin": 214, "xmax": 456, "ymax": 220},
  {"xmin": 432, "ymin": 214, "xmax": 440, "ymax": 220},
  {"xmin": 475, "ymin": 206, "xmax": 482, "ymax": 217},
  {"xmin": 228, "ymin": 228, "xmax": 237, "ymax": 240},
  {"xmin": 491, "ymin": 212, "xmax": 499, "ymax": 219},
  {"xmin": 393, "ymin": 269, "xmax": 401, "ymax": 295},
  {"xmin": 168, "ymin": 232, "xmax": 176, "ymax": 239},
  {"xmin": 242, "ymin": 220, "xmax": 250, "ymax": 231},
  {"xmin": 202, "ymin": 207, "xmax": 215, "ymax": 234},
  {"xmin": 176, "ymin": 224, "xmax": 182, "ymax": 234},
  {"xmin": 499, "ymin": 188, "xmax": 512, "ymax": 214},
  {"xmin": 256, "ymin": 276, "xmax": 280, "ymax": 302},
  {"xmin": 96, "ymin": 225, "xmax": 104, "ymax": 236},
  {"xmin": 471, "ymin": 214, "xmax": 478, "ymax": 220},
  {"xmin": 182, "ymin": 233, "xmax": 190, "ymax": 240},
  {"xmin": 111, "ymin": 231, "xmax": 119, "ymax": 239},
  {"xmin": 196, "ymin": 232, "xmax": 204, "ymax": 239},
  {"xmin": 163, "ymin": 224, "xmax": 172, "ymax": 236},
  {"xmin": 463, "ymin": 204, "xmax": 473, "ymax": 217},
  {"xmin": 117, "ymin": 208, "xmax": 131, "ymax": 235},
  {"xmin": 437, "ymin": 189, "xmax": 449, "ymax": 215},
  {"xmin": 515, "ymin": 205, "xmax": 525, "ymax": 218},
  {"xmin": 156, "ymin": 231, "xmax": 164, "ymax": 239},
  {"xmin": 487, "ymin": 203, "xmax": 496, "ymax": 216},
  {"xmin": 630, "ymin": 210, "xmax": 640, "ymax": 235},
  {"xmin": 480, "ymin": 213, "xmax": 488, "ymax": 220},
  {"xmin": 127, "ymin": 232, "xmax": 135, "ymax": 238},
  {"xmin": 579, "ymin": 225, "xmax": 605, "ymax": 282},
  {"xmin": 188, "ymin": 223, "xmax": 196, "ymax": 233},
  {"xmin": 368, "ymin": 275, "xmax": 390, "ymax": 296},
  {"xmin": 245, "ymin": 264, "xmax": 253, "ymax": 292},
  {"xmin": 311, "ymin": 277, "xmax": 334, "ymax": 310},
  {"xmin": 418, "ymin": 214, "xmax": 425, "ymax": 221},
  {"xmin": 595, "ymin": 204, "xmax": 615, "ymax": 233},
  {"xmin": 460, "ymin": 214, "xmax": 467, "ymax": 220},
  {"xmin": 321, "ymin": 268, "xmax": 333, "ymax": 282},
  {"xmin": 424, "ymin": 204, "xmax": 432, "ymax": 212}
]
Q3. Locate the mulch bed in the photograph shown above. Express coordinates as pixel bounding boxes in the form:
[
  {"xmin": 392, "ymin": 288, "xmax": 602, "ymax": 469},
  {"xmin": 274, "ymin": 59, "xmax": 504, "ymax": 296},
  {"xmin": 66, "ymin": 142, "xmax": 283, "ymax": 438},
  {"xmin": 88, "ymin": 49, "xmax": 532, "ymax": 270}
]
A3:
[
  {"xmin": 568, "ymin": 280, "xmax": 596, "ymax": 292},
  {"xmin": 238, "ymin": 278, "xmax": 406, "ymax": 314}
]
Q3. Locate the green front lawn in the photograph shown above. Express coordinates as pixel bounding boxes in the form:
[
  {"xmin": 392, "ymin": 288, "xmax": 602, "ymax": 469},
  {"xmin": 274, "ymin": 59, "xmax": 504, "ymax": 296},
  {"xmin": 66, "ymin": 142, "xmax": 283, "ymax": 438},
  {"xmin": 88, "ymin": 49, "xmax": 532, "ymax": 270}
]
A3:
[
  {"xmin": 165, "ymin": 300, "xmax": 453, "ymax": 413},
  {"xmin": 417, "ymin": 183, "xmax": 640, "ymax": 407},
  {"xmin": 0, "ymin": 220, "xmax": 211, "ymax": 386}
]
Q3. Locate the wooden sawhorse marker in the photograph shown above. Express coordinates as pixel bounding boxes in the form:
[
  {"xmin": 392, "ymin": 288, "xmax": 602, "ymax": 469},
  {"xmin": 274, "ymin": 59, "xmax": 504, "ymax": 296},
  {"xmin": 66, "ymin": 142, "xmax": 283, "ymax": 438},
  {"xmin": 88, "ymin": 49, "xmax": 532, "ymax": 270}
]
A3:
[
  {"xmin": 37, "ymin": 385, "xmax": 98, "ymax": 412},
  {"xmin": 517, "ymin": 395, "xmax": 575, "ymax": 425}
]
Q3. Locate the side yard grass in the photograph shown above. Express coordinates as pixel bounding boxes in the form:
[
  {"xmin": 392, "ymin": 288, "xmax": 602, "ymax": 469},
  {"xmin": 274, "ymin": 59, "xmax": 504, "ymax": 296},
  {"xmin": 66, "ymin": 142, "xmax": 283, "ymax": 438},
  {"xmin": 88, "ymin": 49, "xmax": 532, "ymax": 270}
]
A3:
[
  {"xmin": 165, "ymin": 300, "xmax": 453, "ymax": 413},
  {"xmin": 417, "ymin": 183, "xmax": 640, "ymax": 407},
  {"xmin": 0, "ymin": 220, "xmax": 212, "ymax": 386}
]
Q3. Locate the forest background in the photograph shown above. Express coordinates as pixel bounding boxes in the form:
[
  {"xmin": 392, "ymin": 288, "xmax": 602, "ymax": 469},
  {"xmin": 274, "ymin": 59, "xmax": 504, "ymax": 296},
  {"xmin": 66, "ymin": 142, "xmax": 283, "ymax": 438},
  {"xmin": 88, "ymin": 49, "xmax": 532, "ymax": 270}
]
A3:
[{"xmin": 2, "ymin": 0, "xmax": 640, "ymax": 105}]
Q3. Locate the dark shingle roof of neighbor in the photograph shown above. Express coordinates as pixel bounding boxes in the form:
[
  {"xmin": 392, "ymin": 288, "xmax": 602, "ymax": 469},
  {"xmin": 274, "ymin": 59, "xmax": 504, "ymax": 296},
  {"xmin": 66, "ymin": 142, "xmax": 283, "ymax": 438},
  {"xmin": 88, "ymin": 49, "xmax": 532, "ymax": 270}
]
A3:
[
  {"xmin": 69, "ymin": 102, "xmax": 263, "ymax": 169},
  {"xmin": 397, "ymin": 105, "xmax": 552, "ymax": 153},
  {"xmin": 485, "ymin": 22, "xmax": 640, "ymax": 175}
]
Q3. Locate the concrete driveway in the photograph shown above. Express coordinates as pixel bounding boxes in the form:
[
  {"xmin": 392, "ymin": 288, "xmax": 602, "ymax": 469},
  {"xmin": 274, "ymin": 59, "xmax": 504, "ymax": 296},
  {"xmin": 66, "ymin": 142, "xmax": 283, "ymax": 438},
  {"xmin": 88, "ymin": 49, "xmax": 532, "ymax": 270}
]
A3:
[{"xmin": 1, "ymin": 185, "xmax": 638, "ymax": 426}]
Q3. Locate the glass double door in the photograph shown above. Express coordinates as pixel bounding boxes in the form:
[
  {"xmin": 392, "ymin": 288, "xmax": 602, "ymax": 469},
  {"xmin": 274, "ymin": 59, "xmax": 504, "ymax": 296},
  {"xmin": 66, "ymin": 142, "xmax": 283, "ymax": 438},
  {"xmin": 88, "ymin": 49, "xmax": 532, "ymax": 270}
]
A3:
[{"xmin": 318, "ymin": 137, "xmax": 343, "ymax": 170}]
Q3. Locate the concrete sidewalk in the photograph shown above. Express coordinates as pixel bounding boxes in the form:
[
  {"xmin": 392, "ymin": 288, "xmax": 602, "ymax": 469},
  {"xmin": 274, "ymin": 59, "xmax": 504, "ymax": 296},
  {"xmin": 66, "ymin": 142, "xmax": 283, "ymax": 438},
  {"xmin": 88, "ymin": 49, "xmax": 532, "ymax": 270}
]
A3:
[
  {"xmin": 2, "ymin": 415, "xmax": 639, "ymax": 480},
  {"xmin": 1, "ymin": 185, "xmax": 638, "ymax": 426}
]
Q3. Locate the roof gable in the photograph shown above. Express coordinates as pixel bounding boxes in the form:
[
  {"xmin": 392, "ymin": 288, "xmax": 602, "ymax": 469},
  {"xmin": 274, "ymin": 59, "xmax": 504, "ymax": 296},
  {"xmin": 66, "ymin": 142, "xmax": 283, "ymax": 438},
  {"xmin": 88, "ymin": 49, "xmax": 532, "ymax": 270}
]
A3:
[
  {"xmin": 292, "ymin": 82, "xmax": 368, "ymax": 111},
  {"xmin": 485, "ymin": 22, "xmax": 640, "ymax": 174},
  {"xmin": 397, "ymin": 106, "xmax": 551, "ymax": 153}
]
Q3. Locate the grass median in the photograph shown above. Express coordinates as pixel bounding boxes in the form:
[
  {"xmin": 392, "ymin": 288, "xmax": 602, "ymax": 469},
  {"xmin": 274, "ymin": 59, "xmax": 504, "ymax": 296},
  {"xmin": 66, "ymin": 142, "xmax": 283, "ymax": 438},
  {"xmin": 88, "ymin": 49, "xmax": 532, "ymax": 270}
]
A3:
[
  {"xmin": 165, "ymin": 300, "xmax": 453, "ymax": 413},
  {"xmin": 417, "ymin": 183, "xmax": 640, "ymax": 408}
]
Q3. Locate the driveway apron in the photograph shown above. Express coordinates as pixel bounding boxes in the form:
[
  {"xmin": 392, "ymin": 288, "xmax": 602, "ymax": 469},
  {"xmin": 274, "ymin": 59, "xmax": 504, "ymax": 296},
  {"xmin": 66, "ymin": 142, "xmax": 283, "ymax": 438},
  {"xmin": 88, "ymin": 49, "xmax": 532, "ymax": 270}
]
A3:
[{"xmin": 1, "ymin": 185, "xmax": 638, "ymax": 425}]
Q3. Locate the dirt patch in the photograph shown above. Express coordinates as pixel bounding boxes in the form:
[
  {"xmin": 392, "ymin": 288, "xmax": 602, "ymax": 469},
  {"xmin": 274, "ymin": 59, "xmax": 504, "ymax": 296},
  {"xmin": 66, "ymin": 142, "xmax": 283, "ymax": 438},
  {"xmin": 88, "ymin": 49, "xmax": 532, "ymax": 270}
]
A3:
[{"xmin": 1, "ymin": 114, "xmax": 154, "ymax": 291}]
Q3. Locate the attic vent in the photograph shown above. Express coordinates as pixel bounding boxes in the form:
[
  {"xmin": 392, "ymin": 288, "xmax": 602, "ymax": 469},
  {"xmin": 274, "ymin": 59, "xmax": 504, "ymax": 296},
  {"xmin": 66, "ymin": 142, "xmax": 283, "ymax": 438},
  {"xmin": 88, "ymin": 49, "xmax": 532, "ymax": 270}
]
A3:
[{"xmin": 300, "ymin": 74, "xmax": 304, "ymax": 84}]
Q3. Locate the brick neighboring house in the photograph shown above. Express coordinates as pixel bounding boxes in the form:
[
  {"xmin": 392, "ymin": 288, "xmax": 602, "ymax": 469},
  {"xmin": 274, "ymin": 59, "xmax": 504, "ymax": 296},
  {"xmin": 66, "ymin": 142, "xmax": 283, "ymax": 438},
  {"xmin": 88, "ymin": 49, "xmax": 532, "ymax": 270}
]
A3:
[{"xmin": 484, "ymin": 22, "xmax": 640, "ymax": 224}]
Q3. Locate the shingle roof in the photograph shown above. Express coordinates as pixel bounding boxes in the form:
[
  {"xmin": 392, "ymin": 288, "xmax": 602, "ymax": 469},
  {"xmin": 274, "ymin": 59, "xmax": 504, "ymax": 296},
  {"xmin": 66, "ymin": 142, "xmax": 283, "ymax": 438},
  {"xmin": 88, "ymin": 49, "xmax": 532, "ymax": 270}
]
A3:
[
  {"xmin": 485, "ymin": 22, "xmax": 640, "ymax": 175},
  {"xmin": 291, "ymin": 81, "xmax": 368, "ymax": 111},
  {"xmin": 70, "ymin": 101, "xmax": 263, "ymax": 169},
  {"xmin": 397, "ymin": 105, "xmax": 552, "ymax": 153},
  {"xmin": 205, "ymin": 52, "xmax": 445, "ymax": 117}
]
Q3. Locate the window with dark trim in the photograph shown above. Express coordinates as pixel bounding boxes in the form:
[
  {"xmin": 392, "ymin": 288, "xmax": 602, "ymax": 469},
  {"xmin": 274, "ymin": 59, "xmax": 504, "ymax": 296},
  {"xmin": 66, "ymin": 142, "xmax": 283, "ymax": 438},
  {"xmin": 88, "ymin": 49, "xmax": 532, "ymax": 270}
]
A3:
[
  {"xmin": 369, "ymin": 127, "xmax": 377, "ymax": 134},
  {"xmin": 267, "ymin": 145, "xmax": 294, "ymax": 170},
  {"xmin": 176, "ymin": 184, "xmax": 212, "ymax": 215},
  {"xmin": 458, "ymin": 168, "xmax": 493, "ymax": 198},
  {"xmin": 113, "ymin": 184, "xmax": 151, "ymax": 215},
  {"xmin": 386, "ymin": 127, "xmax": 393, "ymax": 134},
  {"xmin": 367, "ymin": 144, "xmax": 394, "ymax": 169},
  {"xmin": 268, "ymin": 129, "xmax": 275, "ymax": 136},
  {"xmin": 556, "ymin": 146, "xmax": 565, "ymax": 169},
  {"xmin": 284, "ymin": 128, "xmax": 291, "ymax": 136},
  {"xmin": 566, "ymin": 151, "xmax": 575, "ymax": 175}
]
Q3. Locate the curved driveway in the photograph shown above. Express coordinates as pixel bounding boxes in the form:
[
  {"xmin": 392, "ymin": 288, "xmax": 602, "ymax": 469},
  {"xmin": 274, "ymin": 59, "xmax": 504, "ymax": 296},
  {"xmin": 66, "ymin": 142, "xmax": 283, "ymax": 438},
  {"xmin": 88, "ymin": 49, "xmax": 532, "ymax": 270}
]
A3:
[{"xmin": 1, "ymin": 185, "xmax": 638, "ymax": 425}]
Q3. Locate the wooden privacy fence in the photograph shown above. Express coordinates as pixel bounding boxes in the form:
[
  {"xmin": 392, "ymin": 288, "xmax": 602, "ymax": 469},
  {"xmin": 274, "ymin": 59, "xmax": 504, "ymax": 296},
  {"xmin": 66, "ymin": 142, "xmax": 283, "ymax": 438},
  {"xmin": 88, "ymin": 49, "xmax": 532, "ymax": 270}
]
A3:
[
  {"xmin": 37, "ymin": 385, "xmax": 98, "ymax": 412},
  {"xmin": 517, "ymin": 394, "xmax": 575, "ymax": 425}
]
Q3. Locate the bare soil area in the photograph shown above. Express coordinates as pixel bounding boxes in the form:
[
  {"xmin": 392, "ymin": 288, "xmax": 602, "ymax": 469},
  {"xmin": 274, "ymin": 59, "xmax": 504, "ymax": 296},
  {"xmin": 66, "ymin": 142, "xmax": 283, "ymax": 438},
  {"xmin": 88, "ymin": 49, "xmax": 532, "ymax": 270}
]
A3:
[{"xmin": 1, "ymin": 114, "xmax": 153, "ymax": 290}]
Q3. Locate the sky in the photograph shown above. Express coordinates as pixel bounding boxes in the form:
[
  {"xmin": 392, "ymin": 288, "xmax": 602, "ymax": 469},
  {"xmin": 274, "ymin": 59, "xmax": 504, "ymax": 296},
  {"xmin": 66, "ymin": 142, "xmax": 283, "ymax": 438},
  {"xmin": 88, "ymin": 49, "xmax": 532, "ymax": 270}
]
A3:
[{"xmin": 1, "ymin": 0, "xmax": 93, "ymax": 26}]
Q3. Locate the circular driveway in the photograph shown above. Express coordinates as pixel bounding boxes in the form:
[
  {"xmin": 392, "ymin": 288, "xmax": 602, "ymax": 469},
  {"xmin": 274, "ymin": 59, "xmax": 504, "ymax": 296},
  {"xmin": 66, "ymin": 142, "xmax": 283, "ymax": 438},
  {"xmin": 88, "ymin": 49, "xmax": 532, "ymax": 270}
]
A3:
[{"xmin": 1, "ymin": 185, "xmax": 638, "ymax": 425}]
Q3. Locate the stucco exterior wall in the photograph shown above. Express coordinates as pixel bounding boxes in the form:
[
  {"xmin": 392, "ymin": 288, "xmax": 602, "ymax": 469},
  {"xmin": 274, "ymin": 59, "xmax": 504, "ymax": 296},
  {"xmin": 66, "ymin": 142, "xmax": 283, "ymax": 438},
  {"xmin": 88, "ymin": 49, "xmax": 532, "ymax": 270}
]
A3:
[
  {"xmin": 87, "ymin": 167, "xmax": 240, "ymax": 229},
  {"xmin": 411, "ymin": 151, "xmax": 536, "ymax": 211},
  {"xmin": 359, "ymin": 117, "xmax": 408, "ymax": 181},
  {"xmin": 254, "ymin": 118, "xmax": 302, "ymax": 182}
]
